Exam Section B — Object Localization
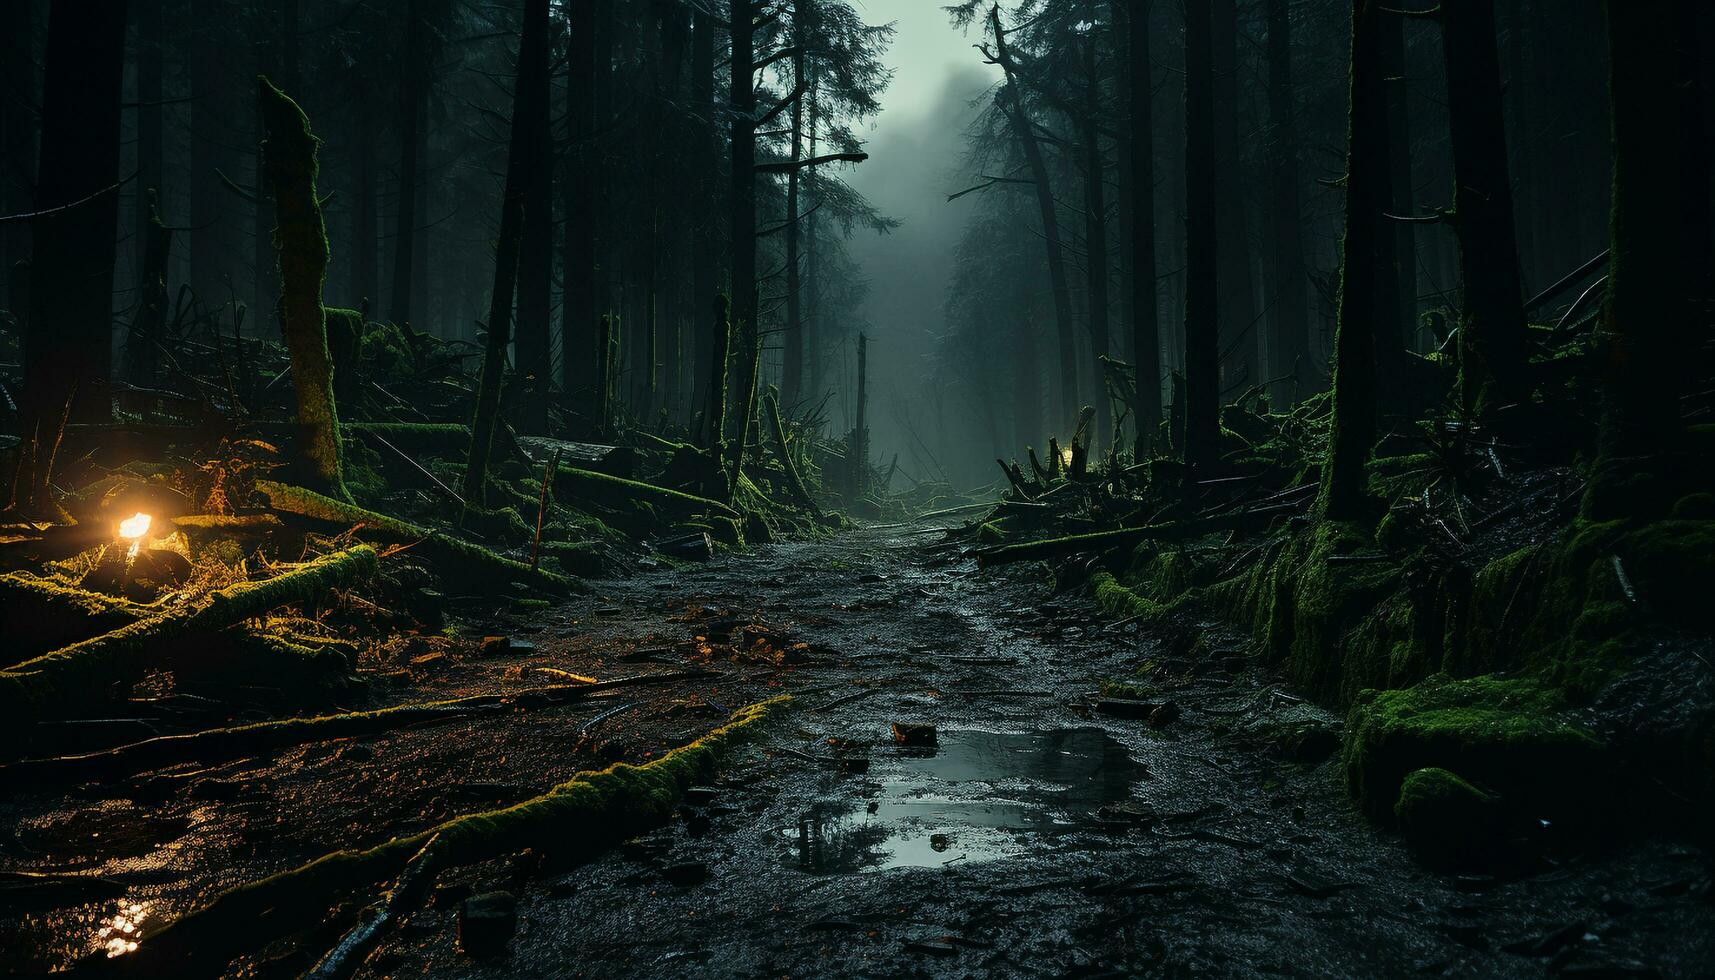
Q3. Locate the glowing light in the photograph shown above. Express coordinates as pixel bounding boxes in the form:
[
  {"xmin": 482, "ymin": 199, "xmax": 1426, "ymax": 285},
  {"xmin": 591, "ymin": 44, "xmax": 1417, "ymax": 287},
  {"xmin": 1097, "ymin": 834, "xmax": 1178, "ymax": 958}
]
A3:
[
  {"xmin": 117, "ymin": 512, "xmax": 152, "ymax": 559},
  {"xmin": 1060, "ymin": 448, "xmax": 1074, "ymax": 468},
  {"xmin": 98, "ymin": 901, "xmax": 149, "ymax": 957}
]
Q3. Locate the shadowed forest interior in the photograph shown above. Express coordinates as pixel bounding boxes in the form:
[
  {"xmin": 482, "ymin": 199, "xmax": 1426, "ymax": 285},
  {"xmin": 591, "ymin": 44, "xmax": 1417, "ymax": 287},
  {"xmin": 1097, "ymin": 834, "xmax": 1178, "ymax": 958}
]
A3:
[{"xmin": 1, "ymin": 0, "xmax": 1713, "ymax": 975}]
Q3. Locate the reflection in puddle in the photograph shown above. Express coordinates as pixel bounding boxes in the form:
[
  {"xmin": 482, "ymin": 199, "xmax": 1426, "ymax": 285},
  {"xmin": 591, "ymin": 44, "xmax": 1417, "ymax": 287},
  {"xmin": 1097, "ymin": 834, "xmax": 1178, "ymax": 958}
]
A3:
[
  {"xmin": 97, "ymin": 900, "xmax": 151, "ymax": 958},
  {"xmin": 791, "ymin": 729, "xmax": 1144, "ymax": 873}
]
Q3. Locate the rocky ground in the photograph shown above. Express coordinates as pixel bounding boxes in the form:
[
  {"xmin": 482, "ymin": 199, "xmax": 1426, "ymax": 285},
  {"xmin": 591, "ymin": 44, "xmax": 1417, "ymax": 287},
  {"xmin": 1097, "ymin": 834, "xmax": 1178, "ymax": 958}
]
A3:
[{"xmin": 3, "ymin": 521, "xmax": 1712, "ymax": 977}]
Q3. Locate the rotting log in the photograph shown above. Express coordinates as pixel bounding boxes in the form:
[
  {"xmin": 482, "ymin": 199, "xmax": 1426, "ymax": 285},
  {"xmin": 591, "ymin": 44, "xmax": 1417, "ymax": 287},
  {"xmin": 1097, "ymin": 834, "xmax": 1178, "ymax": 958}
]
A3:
[
  {"xmin": 0, "ymin": 546, "xmax": 377, "ymax": 724},
  {"xmin": 76, "ymin": 697, "xmax": 787, "ymax": 978},
  {"xmin": 974, "ymin": 513, "xmax": 1255, "ymax": 567},
  {"xmin": 255, "ymin": 481, "xmax": 572, "ymax": 595},
  {"xmin": 551, "ymin": 466, "xmax": 740, "ymax": 521},
  {"xmin": 762, "ymin": 390, "xmax": 822, "ymax": 519}
]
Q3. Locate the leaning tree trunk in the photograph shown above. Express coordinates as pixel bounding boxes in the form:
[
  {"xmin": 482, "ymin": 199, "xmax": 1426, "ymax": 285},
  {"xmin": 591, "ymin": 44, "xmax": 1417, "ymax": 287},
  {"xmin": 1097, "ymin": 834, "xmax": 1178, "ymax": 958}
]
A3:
[
  {"xmin": 1265, "ymin": 0, "xmax": 1311, "ymax": 406},
  {"xmin": 722, "ymin": 0, "xmax": 759, "ymax": 496},
  {"xmin": 1126, "ymin": 0, "xmax": 1162, "ymax": 453},
  {"xmin": 1321, "ymin": 0, "xmax": 1389, "ymax": 523},
  {"xmin": 464, "ymin": 0, "xmax": 549, "ymax": 507},
  {"xmin": 10, "ymin": 0, "xmax": 126, "ymax": 517},
  {"xmin": 259, "ymin": 78, "xmax": 348, "ymax": 501},
  {"xmin": 1182, "ymin": 0, "xmax": 1221, "ymax": 474},
  {"xmin": 1585, "ymin": 0, "xmax": 1696, "ymax": 518},
  {"xmin": 991, "ymin": 6, "xmax": 1079, "ymax": 434},
  {"xmin": 1442, "ymin": 0, "xmax": 1527, "ymax": 417}
]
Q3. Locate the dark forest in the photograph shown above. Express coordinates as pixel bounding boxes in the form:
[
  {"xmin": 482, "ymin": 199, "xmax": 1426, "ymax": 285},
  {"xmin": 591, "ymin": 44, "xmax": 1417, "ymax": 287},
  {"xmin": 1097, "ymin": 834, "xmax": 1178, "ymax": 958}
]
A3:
[{"xmin": 1, "ymin": 0, "xmax": 1713, "ymax": 975}]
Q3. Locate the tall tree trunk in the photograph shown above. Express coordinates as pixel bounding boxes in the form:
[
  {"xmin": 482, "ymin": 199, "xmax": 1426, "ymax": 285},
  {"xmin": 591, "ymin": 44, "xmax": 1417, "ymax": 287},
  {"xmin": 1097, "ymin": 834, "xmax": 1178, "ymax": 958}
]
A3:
[
  {"xmin": 0, "ymin": 0, "xmax": 33, "ymax": 306},
  {"xmin": 124, "ymin": 192, "xmax": 172, "ymax": 386},
  {"xmin": 1265, "ymin": 0, "xmax": 1310, "ymax": 405},
  {"xmin": 389, "ymin": 0, "xmax": 423, "ymax": 327},
  {"xmin": 354, "ymin": 95, "xmax": 378, "ymax": 308},
  {"xmin": 562, "ymin": 0, "xmax": 597, "ymax": 415},
  {"xmin": 1586, "ymin": 0, "xmax": 1698, "ymax": 518},
  {"xmin": 1381, "ymin": 11, "xmax": 1418, "ymax": 345},
  {"xmin": 1124, "ymin": 0, "xmax": 1161, "ymax": 452},
  {"xmin": 1212, "ymin": 0, "xmax": 1258, "ymax": 393},
  {"xmin": 189, "ymin": 0, "xmax": 238, "ymax": 304},
  {"xmin": 689, "ymin": 6, "xmax": 718, "ymax": 436},
  {"xmin": 1182, "ymin": 0, "xmax": 1220, "ymax": 473},
  {"xmin": 990, "ymin": 7, "xmax": 1078, "ymax": 433},
  {"xmin": 804, "ymin": 79, "xmax": 824, "ymax": 402},
  {"xmin": 1443, "ymin": 0, "xmax": 1527, "ymax": 416},
  {"xmin": 11, "ymin": 0, "xmax": 126, "ymax": 517},
  {"xmin": 464, "ymin": 0, "xmax": 549, "ymax": 505},
  {"xmin": 1502, "ymin": 0, "xmax": 1537, "ymax": 292},
  {"xmin": 722, "ymin": 0, "xmax": 760, "ymax": 494},
  {"xmin": 259, "ymin": 77, "xmax": 347, "ymax": 501},
  {"xmin": 135, "ymin": 0, "xmax": 164, "ymax": 288},
  {"xmin": 1321, "ymin": 0, "xmax": 1389, "ymax": 523},
  {"xmin": 1080, "ymin": 26, "xmax": 1112, "ymax": 449},
  {"xmin": 516, "ymin": 0, "xmax": 555, "ymax": 434},
  {"xmin": 782, "ymin": 0, "xmax": 812, "ymax": 407}
]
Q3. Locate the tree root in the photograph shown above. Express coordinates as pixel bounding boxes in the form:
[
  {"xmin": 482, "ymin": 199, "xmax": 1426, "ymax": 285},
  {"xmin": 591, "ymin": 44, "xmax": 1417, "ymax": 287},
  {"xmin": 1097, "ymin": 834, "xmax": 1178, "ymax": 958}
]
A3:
[
  {"xmin": 71, "ymin": 696, "xmax": 787, "ymax": 978},
  {"xmin": 255, "ymin": 480, "xmax": 573, "ymax": 595},
  {"xmin": 0, "ymin": 546, "xmax": 378, "ymax": 724}
]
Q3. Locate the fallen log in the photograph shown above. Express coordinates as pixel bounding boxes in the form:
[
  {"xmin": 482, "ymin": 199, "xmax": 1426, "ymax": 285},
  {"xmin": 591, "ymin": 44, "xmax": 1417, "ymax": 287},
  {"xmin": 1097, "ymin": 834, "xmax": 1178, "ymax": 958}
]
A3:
[
  {"xmin": 552, "ymin": 465, "xmax": 741, "ymax": 521},
  {"xmin": 975, "ymin": 514, "xmax": 1244, "ymax": 567},
  {"xmin": 255, "ymin": 480, "xmax": 573, "ymax": 595},
  {"xmin": 0, "ymin": 546, "xmax": 378, "ymax": 724},
  {"xmin": 0, "ymin": 670, "xmax": 721, "ymax": 790},
  {"xmin": 74, "ymin": 697, "xmax": 787, "ymax": 978}
]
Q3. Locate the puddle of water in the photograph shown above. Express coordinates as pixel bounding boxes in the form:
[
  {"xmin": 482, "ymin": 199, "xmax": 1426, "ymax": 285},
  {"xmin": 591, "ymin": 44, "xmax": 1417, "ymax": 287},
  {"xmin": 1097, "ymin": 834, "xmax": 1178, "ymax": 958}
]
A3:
[{"xmin": 789, "ymin": 729, "xmax": 1145, "ymax": 874}]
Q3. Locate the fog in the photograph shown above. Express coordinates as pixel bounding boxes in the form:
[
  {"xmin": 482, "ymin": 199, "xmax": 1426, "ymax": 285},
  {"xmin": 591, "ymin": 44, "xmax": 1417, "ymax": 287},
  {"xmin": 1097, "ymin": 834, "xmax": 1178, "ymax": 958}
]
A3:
[{"xmin": 838, "ymin": 2, "xmax": 1000, "ymax": 491}]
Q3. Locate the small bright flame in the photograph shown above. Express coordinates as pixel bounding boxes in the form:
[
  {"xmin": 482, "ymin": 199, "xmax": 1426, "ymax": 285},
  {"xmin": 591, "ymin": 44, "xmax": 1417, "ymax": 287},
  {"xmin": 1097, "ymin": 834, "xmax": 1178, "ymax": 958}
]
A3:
[
  {"xmin": 1060, "ymin": 448, "xmax": 1074, "ymax": 468},
  {"xmin": 118, "ymin": 513, "xmax": 152, "ymax": 540},
  {"xmin": 118, "ymin": 513, "xmax": 152, "ymax": 560}
]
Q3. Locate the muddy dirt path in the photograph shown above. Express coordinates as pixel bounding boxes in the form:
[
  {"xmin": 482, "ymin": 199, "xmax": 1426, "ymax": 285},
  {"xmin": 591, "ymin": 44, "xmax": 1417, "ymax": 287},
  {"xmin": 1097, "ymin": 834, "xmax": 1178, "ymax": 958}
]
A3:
[{"xmin": 4, "ymin": 522, "xmax": 1711, "ymax": 977}]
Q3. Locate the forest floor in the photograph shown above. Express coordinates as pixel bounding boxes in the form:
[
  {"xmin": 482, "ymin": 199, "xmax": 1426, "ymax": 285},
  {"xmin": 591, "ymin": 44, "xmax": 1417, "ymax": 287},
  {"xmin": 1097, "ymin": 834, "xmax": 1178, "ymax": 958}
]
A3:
[{"xmin": 4, "ymin": 520, "xmax": 1713, "ymax": 978}]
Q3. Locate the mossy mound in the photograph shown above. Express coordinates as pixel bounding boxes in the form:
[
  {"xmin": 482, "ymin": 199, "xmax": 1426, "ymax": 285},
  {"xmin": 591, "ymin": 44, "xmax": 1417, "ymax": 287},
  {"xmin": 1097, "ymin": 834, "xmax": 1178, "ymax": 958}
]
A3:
[
  {"xmin": 1343, "ymin": 674, "xmax": 1606, "ymax": 825},
  {"xmin": 1395, "ymin": 767, "xmax": 1503, "ymax": 870}
]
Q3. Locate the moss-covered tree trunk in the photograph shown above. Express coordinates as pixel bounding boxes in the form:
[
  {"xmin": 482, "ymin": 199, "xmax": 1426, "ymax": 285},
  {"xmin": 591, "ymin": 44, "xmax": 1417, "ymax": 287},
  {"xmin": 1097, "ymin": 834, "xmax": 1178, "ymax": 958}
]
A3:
[
  {"xmin": 1321, "ymin": 0, "xmax": 1389, "ymax": 522},
  {"xmin": 1124, "ymin": 0, "xmax": 1162, "ymax": 452},
  {"xmin": 464, "ymin": 0, "xmax": 549, "ymax": 506},
  {"xmin": 1443, "ymin": 0, "xmax": 1528, "ymax": 416},
  {"xmin": 1586, "ymin": 0, "xmax": 1697, "ymax": 517},
  {"xmin": 259, "ymin": 77, "xmax": 349, "ymax": 502},
  {"xmin": 704, "ymin": 294, "xmax": 731, "ymax": 450},
  {"xmin": 1182, "ymin": 0, "xmax": 1221, "ymax": 474},
  {"xmin": 9, "ymin": 0, "xmax": 126, "ymax": 517}
]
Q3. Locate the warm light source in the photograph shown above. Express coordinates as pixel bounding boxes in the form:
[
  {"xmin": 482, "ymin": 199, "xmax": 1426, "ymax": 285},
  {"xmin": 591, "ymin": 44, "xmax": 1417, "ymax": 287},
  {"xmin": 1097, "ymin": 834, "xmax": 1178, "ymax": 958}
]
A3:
[
  {"xmin": 118, "ymin": 512, "xmax": 152, "ymax": 559},
  {"xmin": 1060, "ymin": 448, "xmax": 1074, "ymax": 468}
]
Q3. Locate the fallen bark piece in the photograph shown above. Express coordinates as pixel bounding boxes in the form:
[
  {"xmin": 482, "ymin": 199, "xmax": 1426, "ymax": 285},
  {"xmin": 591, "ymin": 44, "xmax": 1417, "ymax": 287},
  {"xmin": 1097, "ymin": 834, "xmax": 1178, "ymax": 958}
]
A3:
[
  {"xmin": 255, "ymin": 480, "xmax": 573, "ymax": 595},
  {"xmin": 77, "ymin": 697, "xmax": 788, "ymax": 978},
  {"xmin": 0, "ymin": 546, "xmax": 378, "ymax": 724},
  {"xmin": 891, "ymin": 722, "xmax": 937, "ymax": 747}
]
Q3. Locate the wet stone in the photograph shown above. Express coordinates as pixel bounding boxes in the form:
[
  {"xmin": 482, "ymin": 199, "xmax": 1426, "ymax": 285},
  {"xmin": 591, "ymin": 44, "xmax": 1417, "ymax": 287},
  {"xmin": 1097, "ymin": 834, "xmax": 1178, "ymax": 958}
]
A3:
[
  {"xmin": 458, "ymin": 891, "xmax": 518, "ymax": 958},
  {"xmin": 891, "ymin": 722, "xmax": 938, "ymax": 747}
]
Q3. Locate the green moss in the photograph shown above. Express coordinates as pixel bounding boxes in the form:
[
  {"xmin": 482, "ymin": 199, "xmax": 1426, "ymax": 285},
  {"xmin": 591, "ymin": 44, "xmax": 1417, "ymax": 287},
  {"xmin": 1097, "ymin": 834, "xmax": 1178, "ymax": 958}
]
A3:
[
  {"xmin": 1343, "ymin": 674, "xmax": 1604, "ymax": 823},
  {"xmin": 1090, "ymin": 570, "xmax": 1166, "ymax": 620},
  {"xmin": 977, "ymin": 521, "xmax": 1007, "ymax": 545},
  {"xmin": 1395, "ymin": 767, "xmax": 1503, "ymax": 870}
]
